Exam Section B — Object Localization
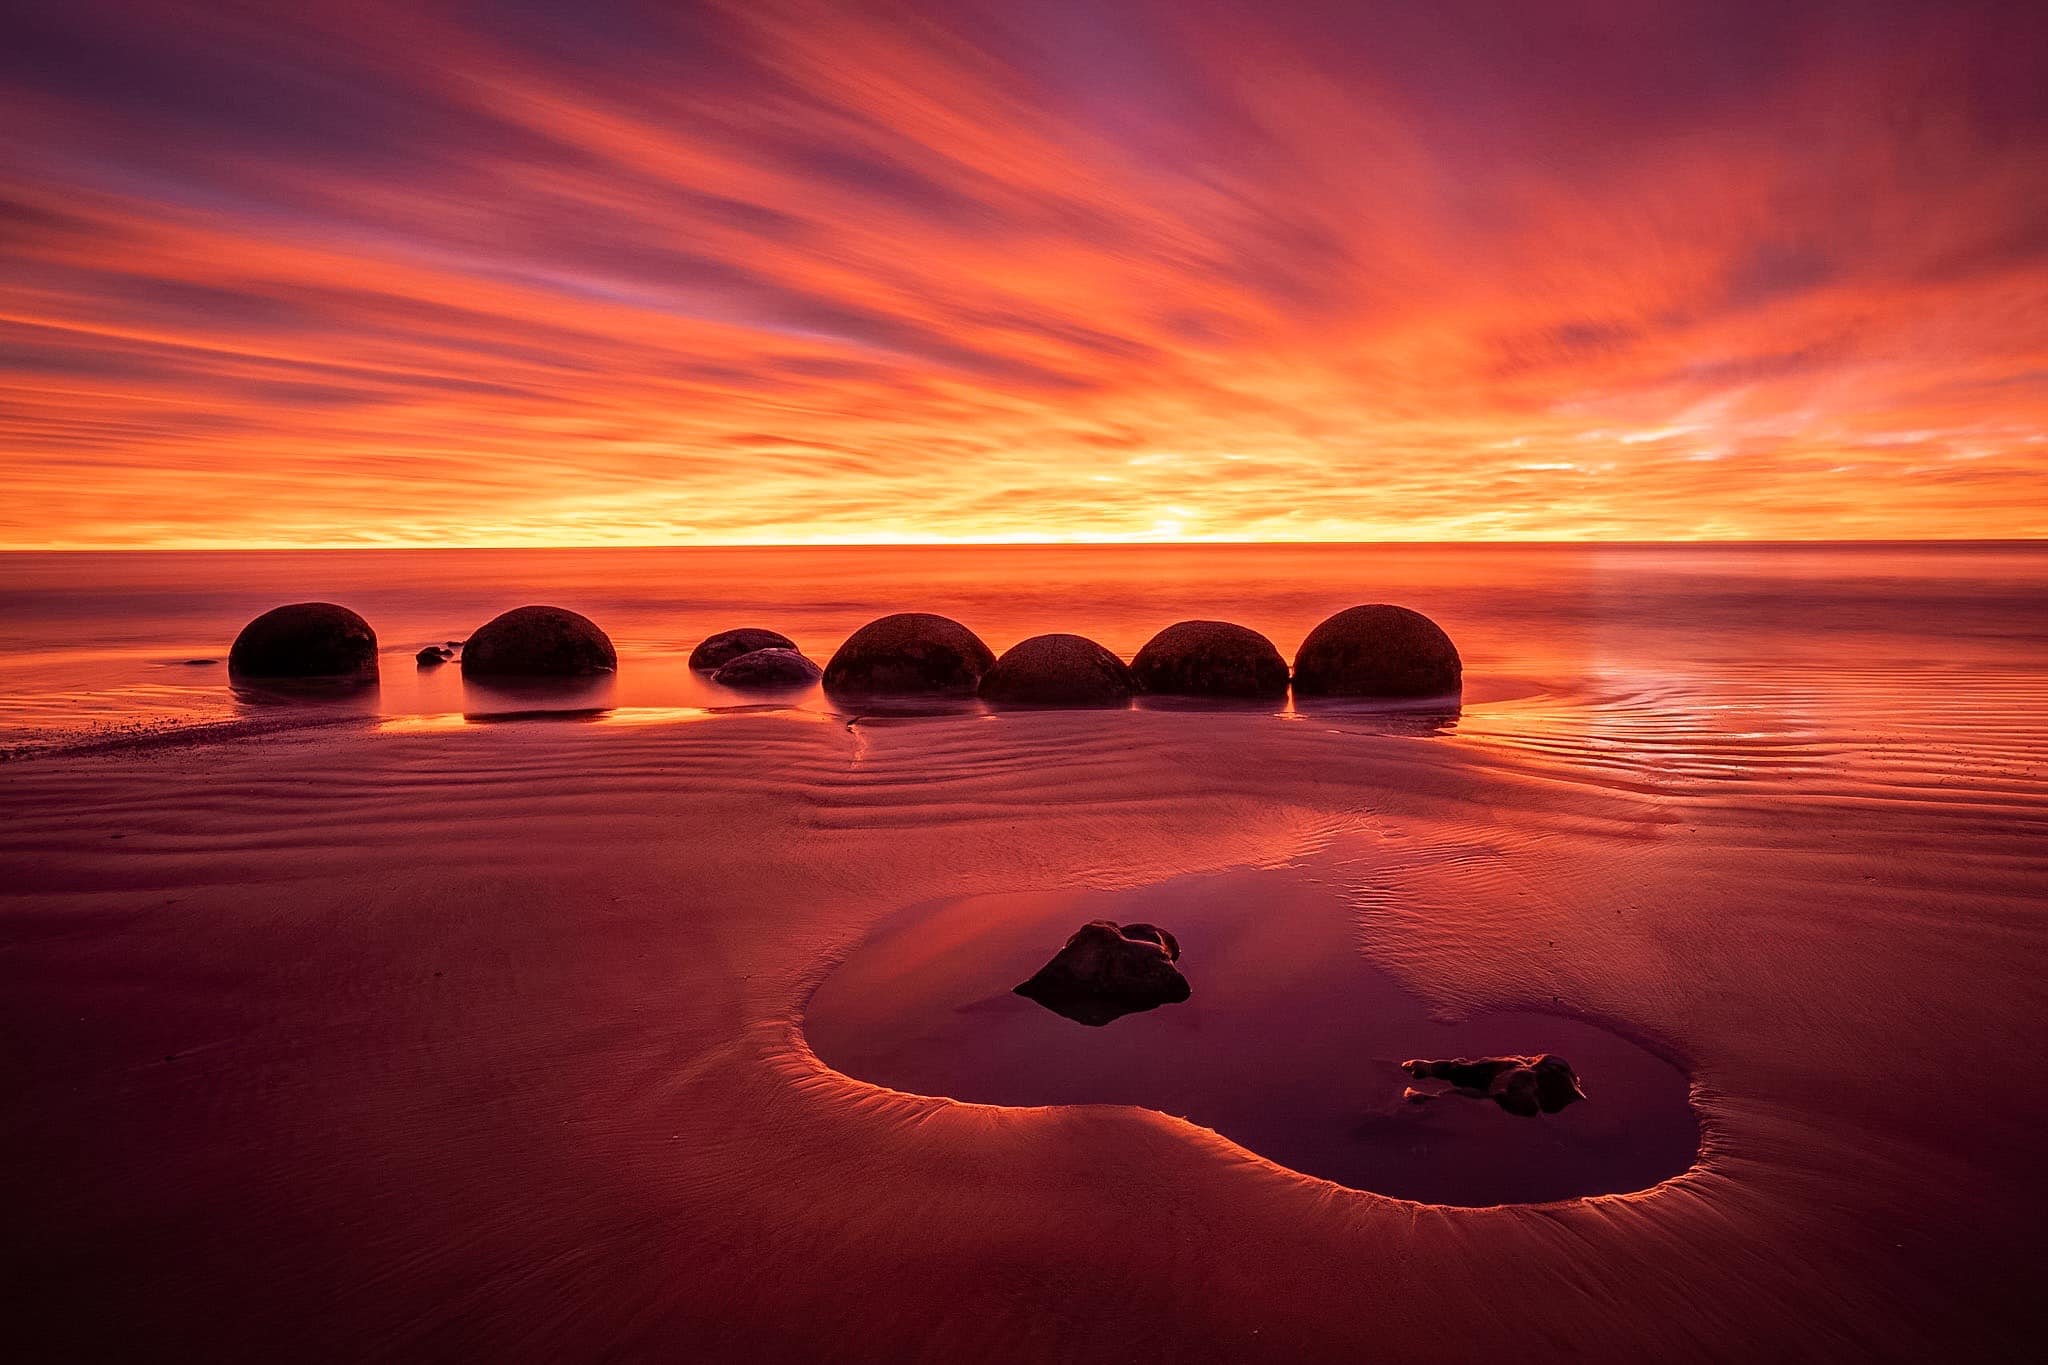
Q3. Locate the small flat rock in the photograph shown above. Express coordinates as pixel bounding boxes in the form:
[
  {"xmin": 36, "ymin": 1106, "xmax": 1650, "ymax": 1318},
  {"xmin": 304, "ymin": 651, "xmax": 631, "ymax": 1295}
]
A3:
[{"xmin": 1402, "ymin": 1054, "xmax": 1586, "ymax": 1117}]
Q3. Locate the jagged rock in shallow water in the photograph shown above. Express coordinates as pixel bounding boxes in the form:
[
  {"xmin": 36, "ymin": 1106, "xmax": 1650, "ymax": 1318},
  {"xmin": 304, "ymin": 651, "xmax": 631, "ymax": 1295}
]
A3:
[
  {"xmin": 823, "ymin": 612, "xmax": 994, "ymax": 697},
  {"xmin": 979, "ymin": 633, "xmax": 1133, "ymax": 707},
  {"xmin": 1293, "ymin": 604, "xmax": 1462, "ymax": 698},
  {"xmin": 461, "ymin": 606, "xmax": 615, "ymax": 677},
  {"xmin": 228, "ymin": 603, "xmax": 378, "ymax": 679},
  {"xmin": 1015, "ymin": 920, "xmax": 1190, "ymax": 1027},
  {"xmin": 712, "ymin": 647, "xmax": 822, "ymax": 689},
  {"xmin": 691, "ymin": 627, "xmax": 797, "ymax": 672},
  {"xmin": 1131, "ymin": 620, "xmax": 1288, "ymax": 699},
  {"xmin": 1402, "ymin": 1054, "xmax": 1586, "ymax": 1116},
  {"xmin": 416, "ymin": 645, "xmax": 452, "ymax": 666}
]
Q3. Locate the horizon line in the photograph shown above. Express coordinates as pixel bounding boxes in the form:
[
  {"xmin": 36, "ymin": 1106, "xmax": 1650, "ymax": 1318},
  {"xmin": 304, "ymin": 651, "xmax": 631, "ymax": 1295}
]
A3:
[{"xmin": 3, "ymin": 536, "xmax": 2043, "ymax": 553}]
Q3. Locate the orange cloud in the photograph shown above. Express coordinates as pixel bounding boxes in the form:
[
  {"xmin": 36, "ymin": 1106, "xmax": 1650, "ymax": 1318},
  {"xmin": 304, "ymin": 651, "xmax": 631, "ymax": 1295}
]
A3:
[{"xmin": 1, "ymin": 0, "xmax": 2043, "ymax": 546}]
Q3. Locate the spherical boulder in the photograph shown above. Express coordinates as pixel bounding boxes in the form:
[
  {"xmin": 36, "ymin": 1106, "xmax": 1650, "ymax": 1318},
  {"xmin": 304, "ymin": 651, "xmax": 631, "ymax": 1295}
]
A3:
[
  {"xmin": 690, "ymin": 627, "xmax": 797, "ymax": 672},
  {"xmin": 228, "ymin": 602, "xmax": 378, "ymax": 679},
  {"xmin": 460, "ymin": 605, "xmax": 616, "ymax": 677},
  {"xmin": 979, "ymin": 633, "xmax": 1133, "ymax": 708},
  {"xmin": 822, "ymin": 613, "xmax": 994, "ymax": 697},
  {"xmin": 712, "ymin": 647, "xmax": 822, "ymax": 690},
  {"xmin": 1130, "ymin": 620, "xmax": 1288, "ymax": 698},
  {"xmin": 1292, "ymin": 604, "xmax": 1461, "ymax": 698}
]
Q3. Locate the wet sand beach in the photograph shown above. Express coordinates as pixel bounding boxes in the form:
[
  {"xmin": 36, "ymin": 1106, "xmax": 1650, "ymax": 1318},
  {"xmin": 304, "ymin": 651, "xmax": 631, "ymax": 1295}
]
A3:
[{"xmin": 3, "ymin": 544, "xmax": 2046, "ymax": 1360}]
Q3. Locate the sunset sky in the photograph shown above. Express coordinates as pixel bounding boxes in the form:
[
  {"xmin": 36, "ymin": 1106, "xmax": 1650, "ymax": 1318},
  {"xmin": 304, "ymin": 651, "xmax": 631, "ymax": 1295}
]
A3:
[{"xmin": 3, "ymin": 0, "xmax": 2044, "ymax": 547}]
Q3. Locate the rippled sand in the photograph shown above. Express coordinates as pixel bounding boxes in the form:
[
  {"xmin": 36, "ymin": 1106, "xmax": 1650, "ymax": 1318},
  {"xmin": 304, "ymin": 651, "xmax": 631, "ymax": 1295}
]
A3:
[{"xmin": 5, "ymin": 676, "xmax": 2044, "ymax": 1359}]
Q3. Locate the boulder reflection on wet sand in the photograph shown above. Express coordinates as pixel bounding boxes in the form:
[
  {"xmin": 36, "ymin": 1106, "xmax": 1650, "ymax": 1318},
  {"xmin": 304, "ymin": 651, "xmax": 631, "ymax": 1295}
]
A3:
[{"xmin": 1014, "ymin": 919, "xmax": 1191, "ymax": 1026}]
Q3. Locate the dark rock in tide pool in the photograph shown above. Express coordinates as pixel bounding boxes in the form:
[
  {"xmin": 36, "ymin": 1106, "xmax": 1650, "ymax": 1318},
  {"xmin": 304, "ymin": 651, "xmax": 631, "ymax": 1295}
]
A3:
[
  {"xmin": 823, "ymin": 613, "xmax": 994, "ymax": 697},
  {"xmin": 712, "ymin": 647, "xmax": 822, "ymax": 690},
  {"xmin": 691, "ymin": 627, "xmax": 797, "ymax": 672},
  {"xmin": 416, "ymin": 645, "xmax": 453, "ymax": 667},
  {"xmin": 1015, "ymin": 920, "xmax": 1191, "ymax": 1027},
  {"xmin": 1293, "ymin": 604, "xmax": 1461, "ymax": 698},
  {"xmin": 979, "ymin": 633, "xmax": 1133, "ymax": 708},
  {"xmin": 461, "ymin": 606, "xmax": 616, "ymax": 678},
  {"xmin": 1131, "ymin": 620, "xmax": 1288, "ymax": 699},
  {"xmin": 1403, "ymin": 1054, "xmax": 1586, "ymax": 1116},
  {"xmin": 228, "ymin": 603, "xmax": 378, "ymax": 679}
]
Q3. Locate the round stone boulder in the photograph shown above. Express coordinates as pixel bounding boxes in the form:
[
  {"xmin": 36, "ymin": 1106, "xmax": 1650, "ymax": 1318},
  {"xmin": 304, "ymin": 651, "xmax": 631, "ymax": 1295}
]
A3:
[
  {"xmin": 979, "ymin": 633, "xmax": 1133, "ymax": 708},
  {"xmin": 712, "ymin": 647, "xmax": 822, "ymax": 690},
  {"xmin": 1014, "ymin": 920, "xmax": 1192, "ymax": 1027},
  {"xmin": 415, "ymin": 645, "xmax": 452, "ymax": 667},
  {"xmin": 1292, "ymin": 604, "xmax": 1461, "ymax": 698},
  {"xmin": 1130, "ymin": 620, "xmax": 1288, "ymax": 699},
  {"xmin": 690, "ymin": 627, "xmax": 797, "ymax": 672},
  {"xmin": 460, "ymin": 605, "xmax": 616, "ymax": 678},
  {"xmin": 228, "ymin": 602, "xmax": 378, "ymax": 679},
  {"xmin": 822, "ymin": 613, "xmax": 994, "ymax": 697}
]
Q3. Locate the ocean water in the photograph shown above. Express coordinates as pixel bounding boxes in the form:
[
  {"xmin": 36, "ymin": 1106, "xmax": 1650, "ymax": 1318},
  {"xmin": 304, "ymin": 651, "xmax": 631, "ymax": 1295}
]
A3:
[{"xmin": 4, "ymin": 542, "xmax": 2044, "ymax": 755}]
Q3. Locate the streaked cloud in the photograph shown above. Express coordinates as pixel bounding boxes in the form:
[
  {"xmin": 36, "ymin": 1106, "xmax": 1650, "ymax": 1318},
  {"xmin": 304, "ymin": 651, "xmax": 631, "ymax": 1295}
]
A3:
[{"xmin": 1, "ymin": 0, "xmax": 2043, "ymax": 545}]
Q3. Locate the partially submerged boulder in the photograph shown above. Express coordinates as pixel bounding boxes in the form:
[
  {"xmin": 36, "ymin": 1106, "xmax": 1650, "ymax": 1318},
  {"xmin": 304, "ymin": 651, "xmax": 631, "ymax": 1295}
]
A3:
[
  {"xmin": 979, "ymin": 633, "xmax": 1133, "ymax": 708},
  {"xmin": 691, "ymin": 627, "xmax": 797, "ymax": 672},
  {"xmin": 228, "ymin": 603, "xmax": 378, "ymax": 679},
  {"xmin": 1014, "ymin": 920, "xmax": 1191, "ymax": 1027},
  {"xmin": 1293, "ymin": 604, "xmax": 1461, "ymax": 698},
  {"xmin": 822, "ymin": 612, "xmax": 994, "ymax": 697},
  {"xmin": 712, "ymin": 647, "xmax": 822, "ymax": 689},
  {"xmin": 1131, "ymin": 620, "xmax": 1288, "ymax": 698},
  {"xmin": 460, "ymin": 606, "xmax": 616, "ymax": 678},
  {"xmin": 416, "ymin": 645, "xmax": 452, "ymax": 667},
  {"xmin": 1402, "ymin": 1054, "xmax": 1586, "ymax": 1117}
]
